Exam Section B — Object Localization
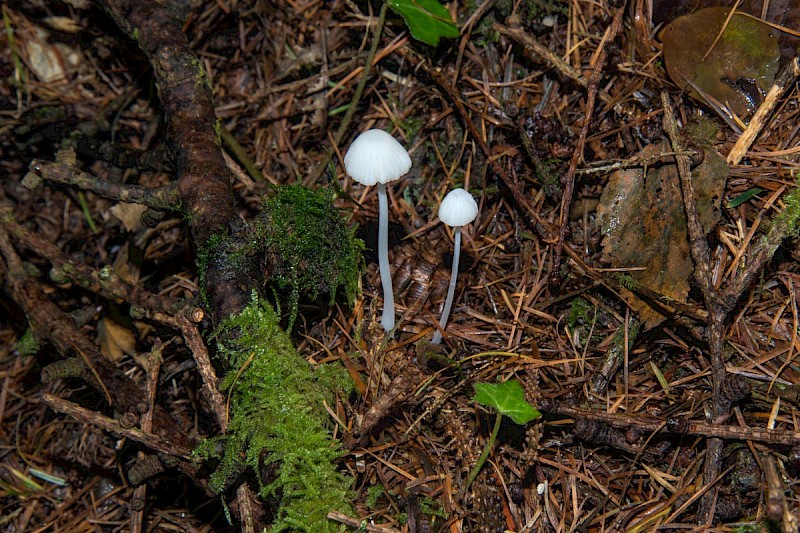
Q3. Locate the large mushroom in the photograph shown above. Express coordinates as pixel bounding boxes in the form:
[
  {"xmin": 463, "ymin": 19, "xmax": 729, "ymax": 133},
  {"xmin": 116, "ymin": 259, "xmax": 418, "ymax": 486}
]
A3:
[
  {"xmin": 432, "ymin": 188, "xmax": 479, "ymax": 344},
  {"xmin": 344, "ymin": 129, "xmax": 412, "ymax": 331}
]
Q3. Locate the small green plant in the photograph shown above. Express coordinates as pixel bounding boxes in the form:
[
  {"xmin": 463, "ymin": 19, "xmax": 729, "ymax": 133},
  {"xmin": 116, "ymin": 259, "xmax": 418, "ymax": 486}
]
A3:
[
  {"xmin": 387, "ymin": 0, "xmax": 459, "ymax": 46},
  {"xmin": 727, "ymin": 188, "xmax": 764, "ymax": 208},
  {"xmin": 465, "ymin": 380, "xmax": 540, "ymax": 492}
]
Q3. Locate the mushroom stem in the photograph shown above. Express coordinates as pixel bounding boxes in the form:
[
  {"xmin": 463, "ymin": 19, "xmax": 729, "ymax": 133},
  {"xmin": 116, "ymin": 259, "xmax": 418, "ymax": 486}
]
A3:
[
  {"xmin": 432, "ymin": 226, "xmax": 461, "ymax": 344},
  {"xmin": 377, "ymin": 182, "xmax": 395, "ymax": 331}
]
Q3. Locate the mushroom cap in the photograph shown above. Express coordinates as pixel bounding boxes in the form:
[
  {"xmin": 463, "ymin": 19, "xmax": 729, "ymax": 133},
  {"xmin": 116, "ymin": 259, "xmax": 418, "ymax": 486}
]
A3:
[
  {"xmin": 438, "ymin": 188, "xmax": 479, "ymax": 227},
  {"xmin": 343, "ymin": 129, "xmax": 412, "ymax": 186}
]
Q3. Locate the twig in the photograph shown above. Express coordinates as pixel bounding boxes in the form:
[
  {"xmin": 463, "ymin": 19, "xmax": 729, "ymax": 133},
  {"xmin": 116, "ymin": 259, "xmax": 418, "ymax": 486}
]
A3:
[
  {"xmin": 0, "ymin": 206, "xmax": 188, "ymax": 324},
  {"xmin": 41, "ymin": 392, "xmax": 191, "ymax": 459},
  {"xmin": 661, "ymin": 92, "xmax": 716, "ymax": 303},
  {"xmin": 727, "ymin": 56, "xmax": 800, "ymax": 165},
  {"xmin": 539, "ymin": 400, "xmax": 800, "ymax": 447},
  {"xmin": 550, "ymin": 7, "xmax": 624, "ymax": 286},
  {"xmin": 130, "ymin": 343, "xmax": 164, "ymax": 533},
  {"xmin": 327, "ymin": 511, "xmax": 401, "ymax": 533},
  {"xmin": 27, "ymin": 157, "xmax": 178, "ymax": 210},
  {"xmin": 662, "ymin": 91, "xmax": 729, "ymax": 523},
  {"xmin": 722, "ymin": 182, "xmax": 800, "ymax": 310},
  {"xmin": 493, "ymin": 24, "xmax": 613, "ymax": 105},
  {"xmin": 178, "ymin": 316, "xmax": 228, "ymax": 432}
]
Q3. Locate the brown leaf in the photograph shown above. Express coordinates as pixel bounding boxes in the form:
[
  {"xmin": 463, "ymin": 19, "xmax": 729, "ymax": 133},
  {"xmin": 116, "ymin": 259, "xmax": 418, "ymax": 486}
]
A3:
[
  {"xmin": 109, "ymin": 202, "xmax": 147, "ymax": 232},
  {"xmin": 596, "ymin": 143, "xmax": 727, "ymax": 328},
  {"xmin": 97, "ymin": 318, "xmax": 136, "ymax": 363},
  {"xmin": 661, "ymin": 7, "xmax": 780, "ymax": 117}
]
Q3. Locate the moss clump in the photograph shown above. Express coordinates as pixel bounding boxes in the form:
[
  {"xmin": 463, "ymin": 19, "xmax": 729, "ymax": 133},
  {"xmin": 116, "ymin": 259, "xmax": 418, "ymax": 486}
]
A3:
[
  {"xmin": 258, "ymin": 185, "xmax": 362, "ymax": 328},
  {"xmin": 196, "ymin": 184, "xmax": 362, "ymax": 326},
  {"xmin": 196, "ymin": 297, "xmax": 353, "ymax": 532},
  {"xmin": 13, "ymin": 328, "xmax": 40, "ymax": 357},
  {"xmin": 772, "ymin": 184, "xmax": 800, "ymax": 236}
]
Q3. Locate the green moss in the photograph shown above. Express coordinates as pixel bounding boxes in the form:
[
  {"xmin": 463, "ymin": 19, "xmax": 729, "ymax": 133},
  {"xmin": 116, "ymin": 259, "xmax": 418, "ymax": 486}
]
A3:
[
  {"xmin": 419, "ymin": 496, "xmax": 448, "ymax": 520},
  {"xmin": 613, "ymin": 273, "xmax": 638, "ymax": 291},
  {"xmin": 190, "ymin": 56, "xmax": 212, "ymax": 90},
  {"xmin": 13, "ymin": 328, "xmax": 40, "ymax": 357},
  {"xmin": 682, "ymin": 116, "xmax": 719, "ymax": 147},
  {"xmin": 773, "ymin": 184, "xmax": 800, "ymax": 236},
  {"xmin": 568, "ymin": 297, "xmax": 595, "ymax": 328},
  {"xmin": 196, "ymin": 230, "xmax": 258, "ymax": 309},
  {"xmin": 258, "ymin": 185, "xmax": 362, "ymax": 328},
  {"xmin": 757, "ymin": 181, "xmax": 800, "ymax": 260},
  {"xmin": 213, "ymin": 118, "xmax": 221, "ymax": 143},
  {"xmin": 196, "ymin": 296, "xmax": 353, "ymax": 532},
  {"xmin": 365, "ymin": 485, "xmax": 384, "ymax": 509}
]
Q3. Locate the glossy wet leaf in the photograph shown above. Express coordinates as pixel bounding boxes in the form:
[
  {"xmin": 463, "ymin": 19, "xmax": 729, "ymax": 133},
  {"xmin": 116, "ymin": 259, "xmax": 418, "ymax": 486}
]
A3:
[
  {"xmin": 661, "ymin": 7, "xmax": 779, "ymax": 117},
  {"xmin": 387, "ymin": 0, "xmax": 459, "ymax": 46},
  {"xmin": 596, "ymin": 142, "xmax": 727, "ymax": 328},
  {"xmin": 473, "ymin": 380, "xmax": 541, "ymax": 425}
]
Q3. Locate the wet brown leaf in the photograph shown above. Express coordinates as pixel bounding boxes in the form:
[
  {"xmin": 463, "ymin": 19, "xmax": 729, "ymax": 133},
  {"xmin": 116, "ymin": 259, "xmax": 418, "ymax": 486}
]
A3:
[
  {"xmin": 109, "ymin": 203, "xmax": 147, "ymax": 232},
  {"xmin": 596, "ymin": 142, "xmax": 727, "ymax": 328},
  {"xmin": 661, "ymin": 7, "xmax": 780, "ymax": 117}
]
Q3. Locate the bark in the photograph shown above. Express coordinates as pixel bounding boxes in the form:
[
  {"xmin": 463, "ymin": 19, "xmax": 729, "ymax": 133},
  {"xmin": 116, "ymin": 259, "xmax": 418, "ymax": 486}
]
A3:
[{"xmin": 98, "ymin": 0, "xmax": 256, "ymax": 324}]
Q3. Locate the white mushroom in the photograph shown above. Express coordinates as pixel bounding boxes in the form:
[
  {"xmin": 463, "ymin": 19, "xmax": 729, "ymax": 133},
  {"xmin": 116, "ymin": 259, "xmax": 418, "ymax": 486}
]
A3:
[
  {"xmin": 432, "ymin": 188, "xmax": 479, "ymax": 344},
  {"xmin": 344, "ymin": 129, "xmax": 412, "ymax": 331}
]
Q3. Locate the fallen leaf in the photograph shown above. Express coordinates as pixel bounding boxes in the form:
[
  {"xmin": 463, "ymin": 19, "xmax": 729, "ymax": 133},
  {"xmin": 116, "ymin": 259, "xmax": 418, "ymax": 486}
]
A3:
[
  {"xmin": 25, "ymin": 27, "xmax": 82, "ymax": 84},
  {"xmin": 661, "ymin": 7, "xmax": 779, "ymax": 117},
  {"xmin": 596, "ymin": 142, "xmax": 727, "ymax": 328},
  {"xmin": 97, "ymin": 318, "xmax": 136, "ymax": 363},
  {"xmin": 110, "ymin": 202, "xmax": 148, "ymax": 232}
]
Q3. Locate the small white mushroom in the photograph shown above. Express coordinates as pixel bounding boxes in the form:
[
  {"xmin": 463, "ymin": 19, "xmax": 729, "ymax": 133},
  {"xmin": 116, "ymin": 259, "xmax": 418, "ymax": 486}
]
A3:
[
  {"xmin": 432, "ymin": 188, "xmax": 479, "ymax": 344},
  {"xmin": 344, "ymin": 129, "xmax": 412, "ymax": 332}
]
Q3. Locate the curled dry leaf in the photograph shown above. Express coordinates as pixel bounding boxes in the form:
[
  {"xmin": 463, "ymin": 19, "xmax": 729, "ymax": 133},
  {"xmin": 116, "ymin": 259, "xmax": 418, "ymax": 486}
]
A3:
[{"xmin": 596, "ymin": 142, "xmax": 727, "ymax": 328}]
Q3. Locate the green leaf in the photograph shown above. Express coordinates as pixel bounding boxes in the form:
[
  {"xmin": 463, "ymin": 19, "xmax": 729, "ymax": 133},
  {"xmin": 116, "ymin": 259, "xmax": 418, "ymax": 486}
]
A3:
[
  {"xmin": 727, "ymin": 187, "xmax": 763, "ymax": 208},
  {"xmin": 473, "ymin": 380, "xmax": 541, "ymax": 425},
  {"xmin": 387, "ymin": 0, "xmax": 459, "ymax": 46}
]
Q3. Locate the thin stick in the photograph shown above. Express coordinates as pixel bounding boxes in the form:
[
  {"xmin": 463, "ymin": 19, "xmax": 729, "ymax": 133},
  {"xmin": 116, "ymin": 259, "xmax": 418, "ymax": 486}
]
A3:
[
  {"xmin": 550, "ymin": 7, "xmax": 624, "ymax": 286},
  {"xmin": 41, "ymin": 393, "xmax": 192, "ymax": 459},
  {"xmin": 727, "ymin": 56, "xmax": 800, "ymax": 165},
  {"xmin": 493, "ymin": 23, "xmax": 613, "ymax": 106},
  {"xmin": 130, "ymin": 343, "xmax": 164, "ymax": 533}
]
